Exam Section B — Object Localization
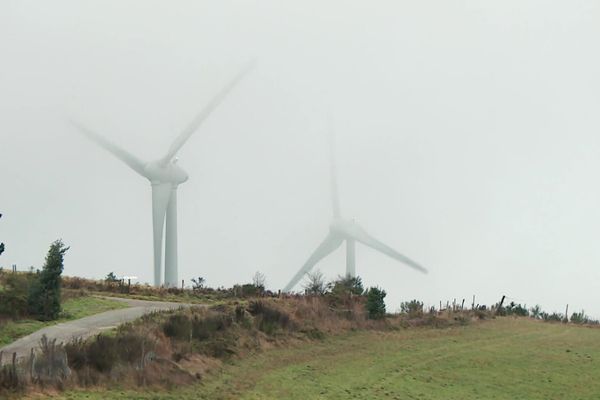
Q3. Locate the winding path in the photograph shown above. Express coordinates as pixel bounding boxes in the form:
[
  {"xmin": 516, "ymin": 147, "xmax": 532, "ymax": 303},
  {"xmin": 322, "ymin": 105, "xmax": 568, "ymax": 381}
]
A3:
[{"xmin": 0, "ymin": 296, "xmax": 192, "ymax": 363}]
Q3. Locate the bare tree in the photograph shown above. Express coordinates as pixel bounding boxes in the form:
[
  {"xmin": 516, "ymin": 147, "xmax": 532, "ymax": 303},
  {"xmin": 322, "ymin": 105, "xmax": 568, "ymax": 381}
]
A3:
[
  {"xmin": 252, "ymin": 271, "xmax": 266, "ymax": 289},
  {"xmin": 191, "ymin": 277, "xmax": 206, "ymax": 292},
  {"xmin": 303, "ymin": 270, "xmax": 327, "ymax": 295}
]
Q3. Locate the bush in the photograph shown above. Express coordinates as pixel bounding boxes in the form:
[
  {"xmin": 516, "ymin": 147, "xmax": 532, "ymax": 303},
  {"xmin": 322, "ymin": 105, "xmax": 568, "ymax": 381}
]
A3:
[
  {"xmin": 330, "ymin": 275, "xmax": 364, "ymax": 297},
  {"xmin": 85, "ymin": 335, "xmax": 118, "ymax": 372},
  {"xmin": 65, "ymin": 330, "xmax": 149, "ymax": 375},
  {"xmin": 233, "ymin": 284, "xmax": 262, "ymax": 298},
  {"xmin": 400, "ymin": 300, "xmax": 424, "ymax": 318},
  {"xmin": 0, "ymin": 273, "xmax": 33, "ymax": 318},
  {"xmin": 530, "ymin": 305, "xmax": 542, "ymax": 319},
  {"xmin": 248, "ymin": 300, "xmax": 290, "ymax": 334},
  {"xmin": 365, "ymin": 287, "xmax": 386, "ymax": 319},
  {"xmin": 505, "ymin": 302, "xmax": 529, "ymax": 317},
  {"xmin": 570, "ymin": 311, "xmax": 588, "ymax": 325},
  {"xmin": 192, "ymin": 314, "xmax": 231, "ymax": 341},
  {"xmin": 541, "ymin": 312, "xmax": 563, "ymax": 322},
  {"xmin": 163, "ymin": 314, "xmax": 192, "ymax": 340}
]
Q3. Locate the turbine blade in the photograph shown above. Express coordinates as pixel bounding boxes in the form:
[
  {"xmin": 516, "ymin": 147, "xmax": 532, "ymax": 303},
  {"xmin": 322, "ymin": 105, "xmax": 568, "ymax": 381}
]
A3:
[
  {"xmin": 152, "ymin": 183, "xmax": 172, "ymax": 286},
  {"xmin": 70, "ymin": 120, "xmax": 147, "ymax": 177},
  {"xmin": 327, "ymin": 115, "xmax": 341, "ymax": 218},
  {"xmin": 283, "ymin": 233, "xmax": 344, "ymax": 292},
  {"xmin": 346, "ymin": 224, "xmax": 428, "ymax": 274},
  {"xmin": 160, "ymin": 62, "xmax": 255, "ymax": 165}
]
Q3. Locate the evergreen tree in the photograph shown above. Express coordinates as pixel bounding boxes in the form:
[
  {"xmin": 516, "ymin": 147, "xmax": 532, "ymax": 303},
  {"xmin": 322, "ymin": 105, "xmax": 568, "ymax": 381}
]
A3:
[
  {"xmin": 28, "ymin": 240, "xmax": 69, "ymax": 320},
  {"xmin": 365, "ymin": 286, "xmax": 387, "ymax": 319}
]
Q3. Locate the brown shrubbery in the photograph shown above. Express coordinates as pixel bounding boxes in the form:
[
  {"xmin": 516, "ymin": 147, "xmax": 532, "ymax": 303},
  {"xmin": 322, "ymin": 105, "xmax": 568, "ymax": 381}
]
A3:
[{"xmin": 1, "ymin": 293, "xmax": 482, "ymax": 396}]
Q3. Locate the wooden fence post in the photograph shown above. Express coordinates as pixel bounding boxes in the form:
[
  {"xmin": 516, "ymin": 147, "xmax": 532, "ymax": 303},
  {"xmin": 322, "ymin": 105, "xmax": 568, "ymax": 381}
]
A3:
[{"xmin": 495, "ymin": 295, "xmax": 506, "ymax": 315}]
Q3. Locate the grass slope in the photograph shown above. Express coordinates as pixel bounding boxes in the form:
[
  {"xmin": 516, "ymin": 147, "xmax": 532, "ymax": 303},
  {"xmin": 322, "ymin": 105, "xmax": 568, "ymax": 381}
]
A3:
[
  {"xmin": 0, "ymin": 297, "xmax": 128, "ymax": 347},
  {"xmin": 47, "ymin": 318, "xmax": 600, "ymax": 399}
]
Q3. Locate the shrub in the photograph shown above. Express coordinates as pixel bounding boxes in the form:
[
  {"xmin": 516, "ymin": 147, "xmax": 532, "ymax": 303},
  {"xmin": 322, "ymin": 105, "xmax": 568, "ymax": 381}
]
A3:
[
  {"xmin": 570, "ymin": 311, "xmax": 588, "ymax": 325},
  {"xmin": 65, "ymin": 330, "xmax": 149, "ymax": 375},
  {"xmin": 191, "ymin": 277, "xmax": 205, "ymax": 291},
  {"xmin": 530, "ymin": 305, "xmax": 542, "ymax": 319},
  {"xmin": 365, "ymin": 287, "xmax": 387, "ymax": 319},
  {"xmin": 85, "ymin": 335, "xmax": 118, "ymax": 372},
  {"xmin": 163, "ymin": 314, "xmax": 192, "ymax": 340},
  {"xmin": 400, "ymin": 300, "xmax": 424, "ymax": 318},
  {"xmin": 33, "ymin": 335, "xmax": 71, "ymax": 385},
  {"xmin": 0, "ymin": 273, "xmax": 33, "ymax": 318},
  {"xmin": 248, "ymin": 300, "xmax": 290, "ymax": 334},
  {"xmin": 541, "ymin": 312, "xmax": 563, "ymax": 322},
  {"xmin": 330, "ymin": 275, "xmax": 364, "ymax": 297},
  {"xmin": 505, "ymin": 302, "xmax": 529, "ymax": 317},
  {"xmin": 192, "ymin": 314, "xmax": 231, "ymax": 341},
  {"xmin": 233, "ymin": 284, "xmax": 262, "ymax": 298},
  {"xmin": 234, "ymin": 305, "xmax": 246, "ymax": 322}
]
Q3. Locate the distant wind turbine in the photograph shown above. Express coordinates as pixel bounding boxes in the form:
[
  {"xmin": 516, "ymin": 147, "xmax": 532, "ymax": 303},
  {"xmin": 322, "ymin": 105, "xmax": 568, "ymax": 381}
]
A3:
[
  {"xmin": 71, "ymin": 65, "xmax": 253, "ymax": 287},
  {"xmin": 284, "ymin": 118, "xmax": 428, "ymax": 292}
]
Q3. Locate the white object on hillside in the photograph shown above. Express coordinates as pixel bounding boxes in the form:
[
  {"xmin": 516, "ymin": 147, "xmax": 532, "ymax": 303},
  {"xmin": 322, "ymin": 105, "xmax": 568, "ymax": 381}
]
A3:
[
  {"xmin": 284, "ymin": 116, "xmax": 428, "ymax": 292},
  {"xmin": 71, "ymin": 64, "xmax": 253, "ymax": 287}
]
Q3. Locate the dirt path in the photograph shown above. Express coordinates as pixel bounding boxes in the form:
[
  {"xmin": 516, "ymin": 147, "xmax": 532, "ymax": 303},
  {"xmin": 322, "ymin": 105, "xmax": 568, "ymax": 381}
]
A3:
[{"xmin": 0, "ymin": 296, "xmax": 192, "ymax": 363}]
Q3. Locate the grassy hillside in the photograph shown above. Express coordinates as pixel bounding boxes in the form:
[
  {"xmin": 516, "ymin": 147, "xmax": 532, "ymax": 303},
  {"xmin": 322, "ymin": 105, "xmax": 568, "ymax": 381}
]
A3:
[
  {"xmin": 0, "ymin": 296, "xmax": 128, "ymax": 347},
  {"xmin": 46, "ymin": 318, "xmax": 600, "ymax": 399}
]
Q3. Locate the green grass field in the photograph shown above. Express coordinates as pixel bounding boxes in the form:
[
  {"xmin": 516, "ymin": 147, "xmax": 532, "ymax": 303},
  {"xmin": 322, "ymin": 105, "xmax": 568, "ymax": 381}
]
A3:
[
  {"xmin": 0, "ymin": 296, "xmax": 128, "ymax": 347},
  {"xmin": 46, "ymin": 317, "xmax": 600, "ymax": 399}
]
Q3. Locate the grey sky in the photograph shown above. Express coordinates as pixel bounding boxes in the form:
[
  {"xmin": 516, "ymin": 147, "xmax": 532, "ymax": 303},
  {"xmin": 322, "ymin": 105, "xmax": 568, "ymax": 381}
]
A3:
[{"xmin": 1, "ymin": 1, "xmax": 599, "ymax": 315}]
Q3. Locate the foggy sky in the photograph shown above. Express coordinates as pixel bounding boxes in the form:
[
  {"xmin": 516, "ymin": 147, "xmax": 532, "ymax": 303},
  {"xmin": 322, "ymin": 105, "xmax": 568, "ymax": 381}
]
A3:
[{"xmin": 1, "ymin": 1, "xmax": 599, "ymax": 316}]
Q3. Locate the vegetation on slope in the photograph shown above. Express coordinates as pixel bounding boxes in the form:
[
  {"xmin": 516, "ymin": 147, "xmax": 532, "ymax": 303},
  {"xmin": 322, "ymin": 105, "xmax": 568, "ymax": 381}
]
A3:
[{"xmin": 49, "ymin": 318, "xmax": 600, "ymax": 400}]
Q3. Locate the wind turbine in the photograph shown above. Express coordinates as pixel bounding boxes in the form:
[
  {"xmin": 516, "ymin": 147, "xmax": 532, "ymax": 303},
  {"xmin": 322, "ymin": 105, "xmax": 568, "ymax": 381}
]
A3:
[
  {"xmin": 284, "ymin": 119, "xmax": 428, "ymax": 292},
  {"xmin": 71, "ymin": 65, "xmax": 252, "ymax": 287}
]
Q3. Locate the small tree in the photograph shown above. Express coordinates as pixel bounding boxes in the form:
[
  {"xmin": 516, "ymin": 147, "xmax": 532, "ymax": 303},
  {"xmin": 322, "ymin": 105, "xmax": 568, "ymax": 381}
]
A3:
[
  {"xmin": 105, "ymin": 271, "xmax": 119, "ymax": 283},
  {"xmin": 331, "ymin": 275, "xmax": 364, "ymax": 296},
  {"xmin": 28, "ymin": 240, "xmax": 69, "ymax": 320},
  {"xmin": 191, "ymin": 277, "xmax": 206, "ymax": 292},
  {"xmin": 400, "ymin": 300, "xmax": 424, "ymax": 318},
  {"xmin": 530, "ymin": 305, "xmax": 542, "ymax": 319},
  {"xmin": 366, "ymin": 287, "xmax": 387, "ymax": 319},
  {"xmin": 252, "ymin": 271, "xmax": 266, "ymax": 290},
  {"xmin": 304, "ymin": 270, "xmax": 327, "ymax": 295}
]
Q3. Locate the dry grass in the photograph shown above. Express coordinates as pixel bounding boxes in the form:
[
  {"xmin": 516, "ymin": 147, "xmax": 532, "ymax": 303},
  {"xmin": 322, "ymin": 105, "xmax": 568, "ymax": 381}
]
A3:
[{"xmin": 2, "ymin": 295, "xmax": 480, "ymax": 398}]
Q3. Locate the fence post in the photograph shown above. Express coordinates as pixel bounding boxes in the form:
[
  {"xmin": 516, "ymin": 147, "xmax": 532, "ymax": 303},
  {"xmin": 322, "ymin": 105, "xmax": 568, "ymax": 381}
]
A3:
[{"xmin": 495, "ymin": 295, "xmax": 506, "ymax": 316}]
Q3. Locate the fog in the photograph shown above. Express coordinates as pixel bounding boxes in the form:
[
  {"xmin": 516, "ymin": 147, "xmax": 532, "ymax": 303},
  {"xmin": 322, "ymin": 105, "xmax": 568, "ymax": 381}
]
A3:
[{"xmin": 1, "ymin": 1, "xmax": 599, "ymax": 315}]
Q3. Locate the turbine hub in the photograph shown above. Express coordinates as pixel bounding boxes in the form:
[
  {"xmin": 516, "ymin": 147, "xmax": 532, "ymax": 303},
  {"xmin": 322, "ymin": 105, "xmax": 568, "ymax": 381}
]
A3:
[{"xmin": 144, "ymin": 160, "xmax": 189, "ymax": 184}]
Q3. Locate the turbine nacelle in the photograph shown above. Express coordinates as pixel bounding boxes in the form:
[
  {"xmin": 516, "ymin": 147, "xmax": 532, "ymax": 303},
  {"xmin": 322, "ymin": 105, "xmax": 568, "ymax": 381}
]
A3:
[
  {"xmin": 329, "ymin": 218, "xmax": 360, "ymax": 238},
  {"xmin": 144, "ymin": 160, "xmax": 189, "ymax": 184}
]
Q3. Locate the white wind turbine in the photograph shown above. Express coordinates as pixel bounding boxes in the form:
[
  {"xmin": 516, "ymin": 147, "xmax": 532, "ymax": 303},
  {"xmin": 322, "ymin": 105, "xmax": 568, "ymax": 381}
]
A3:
[
  {"xmin": 71, "ymin": 66, "xmax": 252, "ymax": 287},
  {"xmin": 284, "ymin": 119, "xmax": 428, "ymax": 292}
]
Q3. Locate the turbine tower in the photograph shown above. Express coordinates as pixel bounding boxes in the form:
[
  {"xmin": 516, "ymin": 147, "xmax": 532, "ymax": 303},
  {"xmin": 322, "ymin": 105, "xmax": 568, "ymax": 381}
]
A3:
[
  {"xmin": 284, "ymin": 118, "xmax": 428, "ymax": 292},
  {"xmin": 72, "ymin": 66, "xmax": 252, "ymax": 287}
]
